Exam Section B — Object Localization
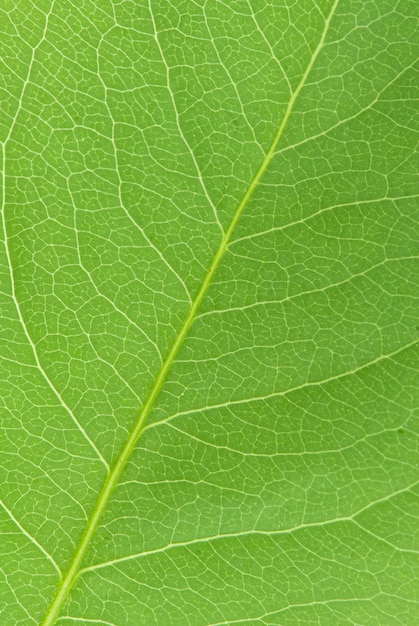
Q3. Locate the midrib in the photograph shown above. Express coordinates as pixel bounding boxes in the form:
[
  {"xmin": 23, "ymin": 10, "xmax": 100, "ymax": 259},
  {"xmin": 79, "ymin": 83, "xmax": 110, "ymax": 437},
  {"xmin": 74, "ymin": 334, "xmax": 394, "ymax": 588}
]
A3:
[{"xmin": 40, "ymin": 1, "xmax": 339, "ymax": 623}]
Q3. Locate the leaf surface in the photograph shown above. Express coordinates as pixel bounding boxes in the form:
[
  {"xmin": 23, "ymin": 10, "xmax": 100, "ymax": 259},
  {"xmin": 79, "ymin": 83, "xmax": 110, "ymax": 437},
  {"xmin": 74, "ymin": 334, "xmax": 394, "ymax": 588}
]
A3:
[{"xmin": 0, "ymin": 1, "xmax": 418, "ymax": 624}]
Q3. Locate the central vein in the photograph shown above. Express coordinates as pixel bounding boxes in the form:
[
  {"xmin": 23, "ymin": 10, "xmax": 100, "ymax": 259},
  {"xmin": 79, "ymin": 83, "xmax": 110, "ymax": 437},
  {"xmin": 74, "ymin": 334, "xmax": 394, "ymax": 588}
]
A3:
[{"xmin": 40, "ymin": 2, "xmax": 338, "ymax": 623}]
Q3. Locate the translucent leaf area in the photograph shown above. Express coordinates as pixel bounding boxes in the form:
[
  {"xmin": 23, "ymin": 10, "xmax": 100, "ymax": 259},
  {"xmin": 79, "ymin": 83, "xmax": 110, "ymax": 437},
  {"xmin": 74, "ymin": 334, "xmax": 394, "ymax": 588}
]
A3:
[{"xmin": 0, "ymin": 1, "xmax": 418, "ymax": 624}]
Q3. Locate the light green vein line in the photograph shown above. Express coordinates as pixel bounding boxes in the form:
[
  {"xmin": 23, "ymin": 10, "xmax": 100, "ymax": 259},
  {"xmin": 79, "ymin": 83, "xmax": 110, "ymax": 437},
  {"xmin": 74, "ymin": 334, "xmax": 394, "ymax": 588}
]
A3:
[
  {"xmin": 79, "ymin": 480, "xmax": 419, "ymax": 575},
  {"xmin": 0, "ymin": 500, "xmax": 61, "ymax": 576},
  {"xmin": 0, "ymin": 0, "xmax": 108, "ymax": 470},
  {"xmin": 144, "ymin": 336, "xmax": 418, "ymax": 431},
  {"xmin": 40, "ymin": 2, "xmax": 339, "ymax": 623},
  {"xmin": 1, "ymin": 150, "xmax": 108, "ymax": 471}
]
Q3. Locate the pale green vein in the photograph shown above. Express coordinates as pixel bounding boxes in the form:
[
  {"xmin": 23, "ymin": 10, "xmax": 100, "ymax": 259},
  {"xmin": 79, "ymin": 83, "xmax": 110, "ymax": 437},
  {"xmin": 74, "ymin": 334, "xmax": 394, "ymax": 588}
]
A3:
[
  {"xmin": 60, "ymin": 615, "xmax": 118, "ymax": 626},
  {"xmin": 228, "ymin": 194, "xmax": 419, "ymax": 247},
  {"xmin": 148, "ymin": 0, "xmax": 225, "ymax": 236},
  {"xmin": 144, "ymin": 337, "xmax": 417, "ymax": 432},
  {"xmin": 80, "ymin": 479, "xmax": 419, "ymax": 575},
  {"xmin": 151, "ymin": 420, "xmax": 413, "ymax": 459},
  {"xmin": 194, "ymin": 257, "xmax": 417, "ymax": 321},
  {"xmin": 274, "ymin": 58, "xmax": 419, "ymax": 158},
  {"xmin": 40, "ymin": 2, "xmax": 339, "ymax": 623},
  {"xmin": 0, "ymin": 500, "xmax": 61, "ymax": 576},
  {"xmin": 246, "ymin": 0, "xmax": 292, "ymax": 94},
  {"xmin": 3, "ymin": 1, "xmax": 56, "ymax": 145},
  {"xmin": 95, "ymin": 28, "xmax": 193, "ymax": 304},
  {"xmin": 0, "ymin": 0, "xmax": 108, "ymax": 470}
]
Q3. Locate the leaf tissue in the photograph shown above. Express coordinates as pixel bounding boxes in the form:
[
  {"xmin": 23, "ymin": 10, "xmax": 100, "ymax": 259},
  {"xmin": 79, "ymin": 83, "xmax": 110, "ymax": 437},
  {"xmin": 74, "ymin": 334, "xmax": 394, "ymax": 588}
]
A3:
[{"xmin": 0, "ymin": 1, "xmax": 418, "ymax": 624}]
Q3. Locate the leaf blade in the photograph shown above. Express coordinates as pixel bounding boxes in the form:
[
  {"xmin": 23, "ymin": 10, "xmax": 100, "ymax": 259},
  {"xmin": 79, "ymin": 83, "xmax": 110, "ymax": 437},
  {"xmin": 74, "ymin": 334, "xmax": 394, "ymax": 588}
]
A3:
[{"xmin": 0, "ymin": 1, "xmax": 417, "ymax": 624}]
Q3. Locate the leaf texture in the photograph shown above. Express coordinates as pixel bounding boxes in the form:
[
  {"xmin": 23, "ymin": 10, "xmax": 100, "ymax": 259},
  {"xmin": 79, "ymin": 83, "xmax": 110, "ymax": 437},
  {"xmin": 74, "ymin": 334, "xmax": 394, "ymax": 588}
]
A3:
[{"xmin": 0, "ymin": 1, "xmax": 418, "ymax": 624}]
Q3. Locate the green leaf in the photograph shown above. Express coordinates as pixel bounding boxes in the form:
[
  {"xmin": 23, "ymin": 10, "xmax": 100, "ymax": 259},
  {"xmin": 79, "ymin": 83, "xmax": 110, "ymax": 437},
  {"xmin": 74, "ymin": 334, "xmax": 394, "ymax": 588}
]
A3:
[{"xmin": 1, "ymin": 0, "xmax": 418, "ymax": 624}]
